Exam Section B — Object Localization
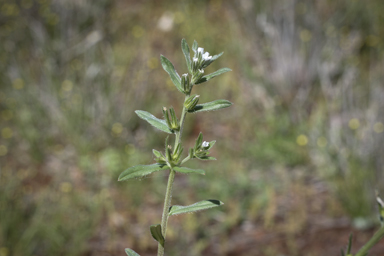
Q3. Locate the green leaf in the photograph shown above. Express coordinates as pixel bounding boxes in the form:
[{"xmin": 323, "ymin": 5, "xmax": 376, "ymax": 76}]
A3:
[
  {"xmin": 196, "ymin": 156, "xmax": 216, "ymax": 161},
  {"xmin": 210, "ymin": 52, "xmax": 223, "ymax": 62},
  {"xmin": 195, "ymin": 67, "xmax": 231, "ymax": 84},
  {"xmin": 194, "ymin": 132, "xmax": 203, "ymax": 150},
  {"xmin": 152, "ymin": 149, "xmax": 163, "ymax": 158},
  {"xmin": 150, "ymin": 224, "xmax": 165, "ymax": 247},
  {"xmin": 135, "ymin": 110, "xmax": 173, "ymax": 134},
  {"xmin": 207, "ymin": 140, "xmax": 216, "ymax": 150},
  {"xmin": 125, "ymin": 248, "xmax": 141, "ymax": 256},
  {"xmin": 192, "ymin": 40, "xmax": 198, "ymax": 53},
  {"xmin": 181, "ymin": 39, "xmax": 192, "ymax": 73},
  {"xmin": 169, "ymin": 199, "xmax": 224, "ymax": 216},
  {"xmin": 201, "ymin": 52, "xmax": 223, "ymax": 68},
  {"xmin": 160, "ymin": 55, "xmax": 183, "ymax": 93},
  {"xmin": 118, "ymin": 164, "xmax": 169, "ymax": 181},
  {"xmin": 173, "ymin": 166, "xmax": 205, "ymax": 175},
  {"xmin": 189, "ymin": 99, "xmax": 232, "ymax": 113}
]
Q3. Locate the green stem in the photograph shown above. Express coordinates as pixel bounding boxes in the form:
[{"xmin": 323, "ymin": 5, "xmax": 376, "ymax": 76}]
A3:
[
  {"xmin": 174, "ymin": 94, "xmax": 189, "ymax": 149},
  {"xmin": 180, "ymin": 155, "xmax": 190, "ymax": 165},
  {"xmin": 158, "ymin": 92, "xmax": 191, "ymax": 256},
  {"xmin": 157, "ymin": 168, "xmax": 176, "ymax": 256},
  {"xmin": 354, "ymin": 225, "xmax": 384, "ymax": 256}
]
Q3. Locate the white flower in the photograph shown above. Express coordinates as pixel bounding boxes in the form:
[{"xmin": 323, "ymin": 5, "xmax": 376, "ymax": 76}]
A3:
[
  {"xmin": 199, "ymin": 69, "xmax": 204, "ymax": 74},
  {"xmin": 197, "ymin": 47, "xmax": 204, "ymax": 53},
  {"xmin": 193, "ymin": 57, "xmax": 198, "ymax": 62},
  {"xmin": 202, "ymin": 52, "xmax": 212, "ymax": 61},
  {"xmin": 202, "ymin": 141, "xmax": 209, "ymax": 148}
]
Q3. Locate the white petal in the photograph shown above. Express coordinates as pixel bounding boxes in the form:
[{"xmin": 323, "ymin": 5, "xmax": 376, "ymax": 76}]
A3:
[
  {"xmin": 198, "ymin": 47, "xmax": 204, "ymax": 53},
  {"xmin": 202, "ymin": 141, "xmax": 209, "ymax": 147}
]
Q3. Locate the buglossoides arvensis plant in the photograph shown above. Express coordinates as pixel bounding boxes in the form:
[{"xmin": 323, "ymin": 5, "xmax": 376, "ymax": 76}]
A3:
[{"xmin": 118, "ymin": 39, "xmax": 232, "ymax": 256}]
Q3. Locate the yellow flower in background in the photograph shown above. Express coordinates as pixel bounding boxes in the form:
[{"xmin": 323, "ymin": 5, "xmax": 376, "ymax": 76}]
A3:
[
  {"xmin": 0, "ymin": 145, "xmax": 8, "ymax": 156},
  {"xmin": 374, "ymin": 122, "xmax": 384, "ymax": 133},
  {"xmin": 349, "ymin": 118, "xmax": 360, "ymax": 130},
  {"xmin": 297, "ymin": 134, "xmax": 308, "ymax": 146}
]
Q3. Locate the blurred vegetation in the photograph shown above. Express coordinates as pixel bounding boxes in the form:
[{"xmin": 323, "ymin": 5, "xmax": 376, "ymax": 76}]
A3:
[{"xmin": 0, "ymin": 0, "xmax": 383, "ymax": 255}]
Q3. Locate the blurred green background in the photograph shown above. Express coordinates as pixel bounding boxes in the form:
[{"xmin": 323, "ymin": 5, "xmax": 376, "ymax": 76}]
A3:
[{"xmin": 1, "ymin": 0, "xmax": 384, "ymax": 255}]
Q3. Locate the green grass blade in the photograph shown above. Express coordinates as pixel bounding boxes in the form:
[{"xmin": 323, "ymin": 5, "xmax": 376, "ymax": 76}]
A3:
[
  {"xmin": 150, "ymin": 224, "xmax": 165, "ymax": 247},
  {"xmin": 189, "ymin": 99, "xmax": 232, "ymax": 113},
  {"xmin": 160, "ymin": 55, "xmax": 183, "ymax": 93},
  {"xmin": 118, "ymin": 164, "xmax": 169, "ymax": 181},
  {"xmin": 347, "ymin": 233, "xmax": 353, "ymax": 254},
  {"xmin": 173, "ymin": 166, "xmax": 205, "ymax": 175},
  {"xmin": 169, "ymin": 199, "xmax": 224, "ymax": 216},
  {"xmin": 195, "ymin": 67, "xmax": 231, "ymax": 84},
  {"xmin": 125, "ymin": 248, "xmax": 141, "ymax": 256},
  {"xmin": 135, "ymin": 110, "xmax": 173, "ymax": 134}
]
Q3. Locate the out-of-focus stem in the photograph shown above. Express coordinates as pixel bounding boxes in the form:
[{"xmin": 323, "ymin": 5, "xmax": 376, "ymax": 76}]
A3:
[{"xmin": 354, "ymin": 225, "xmax": 384, "ymax": 256}]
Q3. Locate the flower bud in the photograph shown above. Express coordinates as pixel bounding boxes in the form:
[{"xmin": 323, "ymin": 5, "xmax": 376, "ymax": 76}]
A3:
[
  {"xmin": 192, "ymin": 69, "xmax": 204, "ymax": 84},
  {"xmin": 165, "ymin": 145, "xmax": 172, "ymax": 163},
  {"xmin": 181, "ymin": 74, "xmax": 190, "ymax": 93},
  {"xmin": 189, "ymin": 148, "xmax": 194, "ymax": 158},
  {"xmin": 197, "ymin": 47, "xmax": 204, "ymax": 63},
  {"xmin": 192, "ymin": 57, "xmax": 199, "ymax": 73},
  {"xmin": 184, "ymin": 95, "xmax": 200, "ymax": 111},
  {"xmin": 163, "ymin": 107, "xmax": 172, "ymax": 129},
  {"xmin": 172, "ymin": 143, "xmax": 183, "ymax": 163},
  {"xmin": 169, "ymin": 107, "xmax": 180, "ymax": 131}
]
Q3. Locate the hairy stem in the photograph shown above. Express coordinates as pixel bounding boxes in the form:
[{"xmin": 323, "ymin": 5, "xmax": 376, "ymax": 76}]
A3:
[
  {"xmin": 159, "ymin": 92, "xmax": 191, "ymax": 256},
  {"xmin": 354, "ymin": 225, "xmax": 384, "ymax": 256},
  {"xmin": 174, "ymin": 94, "xmax": 189, "ymax": 150},
  {"xmin": 180, "ymin": 155, "xmax": 191, "ymax": 165},
  {"xmin": 158, "ymin": 168, "xmax": 176, "ymax": 256}
]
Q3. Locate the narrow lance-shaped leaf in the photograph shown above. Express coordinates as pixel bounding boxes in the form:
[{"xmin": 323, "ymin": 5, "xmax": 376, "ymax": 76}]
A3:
[
  {"xmin": 195, "ymin": 68, "xmax": 232, "ymax": 84},
  {"xmin": 153, "ymin": 149, "xmax": 163, "ymax": 158},
  {"xmin": 196, "ymin": 156, "xmax": 216, "ymax": 161},
  {"xmin": 207, "ymin": 140, "xmax": 216, "ymax": 150},
  {"xmin": 118, "ymin": 164, "xmax": 169, "ymax": 181},
  {"xmin": 169, "ymin": 200, "xmax": 224, "ymax": 216},
  {"xmin": 181, "ymin": 39, "xmax": 192, "ymax": 73},
  {"xmin": 150, "ymin": 224, "xmax": 165, "ymax": 247},
  {"xmin": 135, "ymin": 110, "xmax": 173, "ymax": 134},
  {"xmin": 194, "ymin": 132, "xmax": 203, "ymax": 150},
  {"xmin": 160, "ymin": 55, "xmax": 183, "ymax": 93},
  {"xmin": 202, "ymin": 52, "xmax": 223, "ymax": 68},
  {"xmin": 192, "ymin": 40, "xmax": 198, "ymax": 53},
  {"xmin": 173, "ymin": 166, "xmax": 205, "ymax": 175},
  {"xmin": 125, "ymin": 248, "xmax": 141, "ymax": 256},
  {"xmin": 189, "ymin": 99, "xmax": 232, "ymax": 113}
]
